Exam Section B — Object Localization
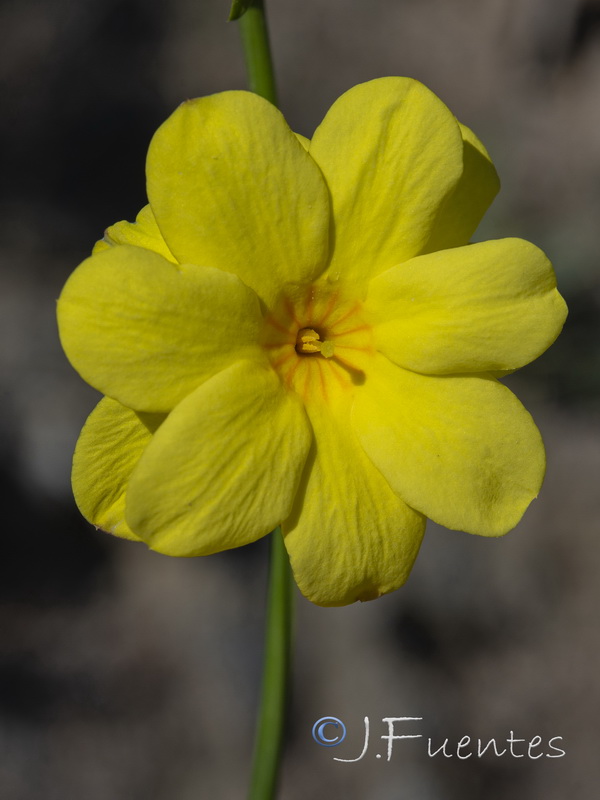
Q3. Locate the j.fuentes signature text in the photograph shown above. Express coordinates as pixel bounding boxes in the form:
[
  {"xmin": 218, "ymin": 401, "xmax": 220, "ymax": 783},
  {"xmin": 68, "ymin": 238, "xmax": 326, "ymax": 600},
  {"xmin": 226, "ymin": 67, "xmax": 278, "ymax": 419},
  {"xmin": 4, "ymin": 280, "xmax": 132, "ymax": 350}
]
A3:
[{"xmin": 312, "ymin": 716, "xmax": 566, "ymax": 762}]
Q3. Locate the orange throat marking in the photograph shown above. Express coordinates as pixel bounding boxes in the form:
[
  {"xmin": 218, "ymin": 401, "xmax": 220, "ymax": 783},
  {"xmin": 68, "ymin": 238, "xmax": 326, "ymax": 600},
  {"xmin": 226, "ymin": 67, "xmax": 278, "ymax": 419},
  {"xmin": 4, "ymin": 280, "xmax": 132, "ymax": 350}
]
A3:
[{"xmin": 262, "ymin": 282, "xmax": 374, "ymax": 403}]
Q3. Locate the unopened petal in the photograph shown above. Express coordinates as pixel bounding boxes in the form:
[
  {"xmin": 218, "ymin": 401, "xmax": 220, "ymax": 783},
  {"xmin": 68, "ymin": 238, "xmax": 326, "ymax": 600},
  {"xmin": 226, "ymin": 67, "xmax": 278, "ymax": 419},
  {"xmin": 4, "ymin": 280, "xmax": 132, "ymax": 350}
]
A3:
[{"xmin": 126, "ymin": 361, "xmax": 312, "ymax": 556}]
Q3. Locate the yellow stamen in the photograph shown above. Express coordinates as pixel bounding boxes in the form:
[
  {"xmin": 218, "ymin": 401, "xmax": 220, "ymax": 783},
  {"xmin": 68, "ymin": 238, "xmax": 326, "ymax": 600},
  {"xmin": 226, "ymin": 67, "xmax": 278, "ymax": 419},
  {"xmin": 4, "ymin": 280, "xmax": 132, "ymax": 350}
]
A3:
[
  {"xmin": 295, "ymin": 327, "xmax": 335, "ymax": 358},
  {"xmin": 296, "ymin": 327, "xmax": 321, "ymax": 353}
]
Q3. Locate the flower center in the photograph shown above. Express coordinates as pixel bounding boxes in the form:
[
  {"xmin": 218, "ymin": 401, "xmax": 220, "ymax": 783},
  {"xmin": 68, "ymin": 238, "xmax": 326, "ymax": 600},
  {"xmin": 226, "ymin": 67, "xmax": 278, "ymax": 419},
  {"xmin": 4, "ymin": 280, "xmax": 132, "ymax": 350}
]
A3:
[
  {"xmin": 261, "ymin": 282, "xmax": 374, "ymax": 403},
  {"xmin": 295, "ymin": 327, "xmax": 335, "ymax": 358}
]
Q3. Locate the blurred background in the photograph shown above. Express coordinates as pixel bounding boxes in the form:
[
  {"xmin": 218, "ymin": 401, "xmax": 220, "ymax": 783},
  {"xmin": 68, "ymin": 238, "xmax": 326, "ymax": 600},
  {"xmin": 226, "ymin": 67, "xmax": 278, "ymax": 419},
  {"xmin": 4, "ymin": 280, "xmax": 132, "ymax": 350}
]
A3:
[{"xmin": 1, "ymin": 0, "xmax": 599, "ymax": 797}]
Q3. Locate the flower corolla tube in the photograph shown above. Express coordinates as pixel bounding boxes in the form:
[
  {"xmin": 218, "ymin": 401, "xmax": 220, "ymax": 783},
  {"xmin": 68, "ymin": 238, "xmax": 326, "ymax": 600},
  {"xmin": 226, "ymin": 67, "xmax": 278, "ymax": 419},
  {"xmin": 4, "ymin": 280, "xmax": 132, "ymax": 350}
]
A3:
[{"xmin": 57, "ymin": 78, "xmax": 567, "ymax": 606}]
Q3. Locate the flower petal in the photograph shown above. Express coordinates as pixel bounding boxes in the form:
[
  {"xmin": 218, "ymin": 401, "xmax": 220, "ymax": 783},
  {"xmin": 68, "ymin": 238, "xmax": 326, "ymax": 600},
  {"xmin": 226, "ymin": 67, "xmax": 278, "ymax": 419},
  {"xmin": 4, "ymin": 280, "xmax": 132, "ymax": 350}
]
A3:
[
  {"xmin": 421, "ymin": 123, "xmax": 500, "ymax": 253},
  {"xmin": 57, "ymin": 245, "xmax": 264, "ymax": 412},
  {"xmin": 352, "ymin": 355, "xmax": 546, "ymax": 536},
  {"xmin": 126, "ymin": 360, "xmax": 312, "ymax": 556},
  {"xmin": 92, "ymin": 204, "xmax": 177, "ymax": 261},
  {"xmin": 308, "ymin": 77, "xmax": 464, "ymax": 286},
  {"xmin": 146, "ymin": 92, "xmax": 330, "ymax": 306},
  {"xmin": 366, "ymin": 238, "xmax": 567, "ymax": 374},
  {"xmin": 283, "ymin": 401, "xmax": 425, "ymax": 607},
  {"xmin": 72, "ymin": 397, "xmax": 164, "ymax": 540},
  {"xmin": 294, "ymin": 132, "xmax": 310, "ymax": 151}
]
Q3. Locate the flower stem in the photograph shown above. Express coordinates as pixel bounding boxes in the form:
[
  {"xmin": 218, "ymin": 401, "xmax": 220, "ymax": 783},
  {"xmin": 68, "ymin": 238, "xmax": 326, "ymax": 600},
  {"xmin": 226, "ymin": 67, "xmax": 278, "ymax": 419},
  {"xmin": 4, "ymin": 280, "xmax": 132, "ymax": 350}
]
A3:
[
  {"xmin": 248, "ymin": 528, "xmax": 294, "ymax": 800},
  {"xmin": 236, "ymin": 8, "xmax": 290, "ymax": 797},
  {"xmin": 238, "ymin": 0, "xmax": 278, "ymax": 104}
]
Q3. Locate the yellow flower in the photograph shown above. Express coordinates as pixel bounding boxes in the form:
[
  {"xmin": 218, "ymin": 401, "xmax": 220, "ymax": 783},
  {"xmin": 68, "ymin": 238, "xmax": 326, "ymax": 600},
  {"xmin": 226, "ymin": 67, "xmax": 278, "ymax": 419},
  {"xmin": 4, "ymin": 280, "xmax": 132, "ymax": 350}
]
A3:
[{"xmin": 57, "ymin": 78, "xmax": 567, "ymax": 606}]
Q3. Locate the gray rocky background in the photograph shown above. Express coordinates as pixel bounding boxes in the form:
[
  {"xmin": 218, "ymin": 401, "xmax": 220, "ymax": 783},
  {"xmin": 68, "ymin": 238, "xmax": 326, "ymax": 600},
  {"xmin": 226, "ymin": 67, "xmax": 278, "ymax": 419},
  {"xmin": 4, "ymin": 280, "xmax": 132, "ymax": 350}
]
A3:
[{"xmin": 1, "ymin": 0, "xmax": 599, "ymax": 797}]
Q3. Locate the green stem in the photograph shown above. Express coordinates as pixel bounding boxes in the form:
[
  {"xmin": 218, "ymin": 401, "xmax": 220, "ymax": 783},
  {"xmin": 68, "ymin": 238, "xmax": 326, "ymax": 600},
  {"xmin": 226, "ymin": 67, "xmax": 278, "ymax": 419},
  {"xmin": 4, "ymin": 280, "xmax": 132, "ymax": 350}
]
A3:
[
  {"xmin": 236, "ymin": 8, "xmax": 290, "ymax": 797},
  {"xmin": 248, "ymin": 529, "xmax": 294, "ymax": 800},
  {"xmin": 239, "ymin": 0, "xmax": 278, "ymax": 104}
]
